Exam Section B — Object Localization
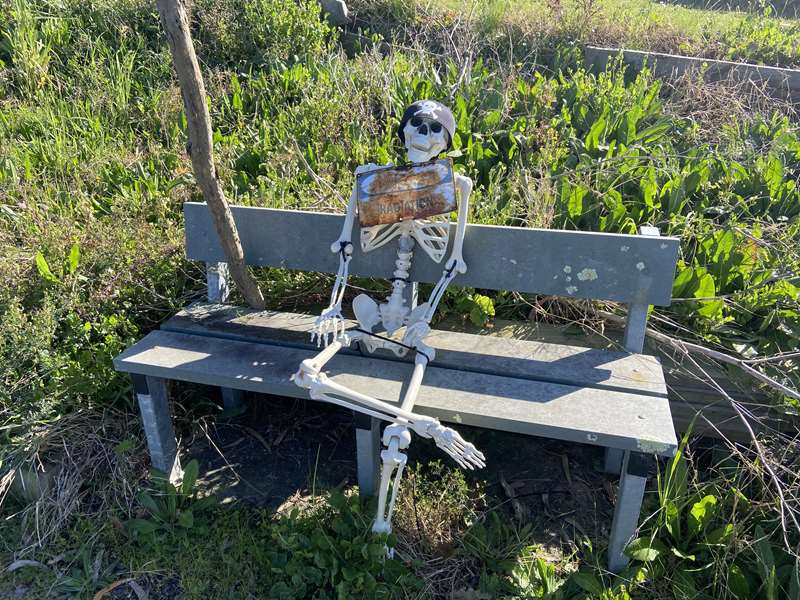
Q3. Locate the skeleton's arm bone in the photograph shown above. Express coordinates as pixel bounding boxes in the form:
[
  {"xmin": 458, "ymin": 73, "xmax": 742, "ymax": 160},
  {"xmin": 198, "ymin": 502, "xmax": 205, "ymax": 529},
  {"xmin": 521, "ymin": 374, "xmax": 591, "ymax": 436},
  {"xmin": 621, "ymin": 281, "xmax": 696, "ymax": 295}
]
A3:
[
  {"xmin": 312, "ymin": 246, "xmax": 353, "ymax": 346},
  {"xmin": 330, "ymin": 185, "xmax": 358, "ymax": 253},
  {"xmin": 449, "ymin": 173, "xmax": 473, "ymax": 273},
  {"xmin": 314, "ymin": 174, "xmax": 363, "ymax": 345},
  {"xmin": 325, "ymin": 178, "xmax": 359, "ymax": 310},
  {"xmin": 420, "ymin": 174, "xmax": 473, "ymax": 322}
]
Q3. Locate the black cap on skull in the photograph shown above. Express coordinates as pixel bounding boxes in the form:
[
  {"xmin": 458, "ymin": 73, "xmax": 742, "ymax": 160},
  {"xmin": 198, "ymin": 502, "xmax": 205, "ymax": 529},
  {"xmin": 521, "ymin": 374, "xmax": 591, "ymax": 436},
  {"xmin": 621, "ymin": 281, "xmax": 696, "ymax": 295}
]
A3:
[{"xmin": 398, "ymin": 100, "xmax": 456, "ymax": 150}]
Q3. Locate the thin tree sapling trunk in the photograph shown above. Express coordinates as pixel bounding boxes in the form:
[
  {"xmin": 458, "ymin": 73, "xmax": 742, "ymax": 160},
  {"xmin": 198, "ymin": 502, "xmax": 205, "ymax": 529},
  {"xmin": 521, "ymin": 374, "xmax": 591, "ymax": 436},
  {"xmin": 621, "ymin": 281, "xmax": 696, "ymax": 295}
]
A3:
[{"xmin": 156, "ymin": 0, "xmax": 265, "ymax": 309}]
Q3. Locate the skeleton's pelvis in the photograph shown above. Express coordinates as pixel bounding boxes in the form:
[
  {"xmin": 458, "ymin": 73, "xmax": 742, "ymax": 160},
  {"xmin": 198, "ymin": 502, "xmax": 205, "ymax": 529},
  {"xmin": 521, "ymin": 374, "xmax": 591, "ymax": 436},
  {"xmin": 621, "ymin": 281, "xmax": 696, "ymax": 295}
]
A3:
[{"xmin": 356, "ymin": 159, "xmax": 457, "ymax": 227}]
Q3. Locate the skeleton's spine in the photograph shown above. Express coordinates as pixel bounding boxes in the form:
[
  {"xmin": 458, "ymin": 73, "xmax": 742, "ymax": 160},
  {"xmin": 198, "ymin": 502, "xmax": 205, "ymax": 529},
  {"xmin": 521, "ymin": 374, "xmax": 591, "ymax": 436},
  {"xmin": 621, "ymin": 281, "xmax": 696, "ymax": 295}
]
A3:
[{"xmin": 388, "ymin": 235, "xmax": 414, "ymax": 303}]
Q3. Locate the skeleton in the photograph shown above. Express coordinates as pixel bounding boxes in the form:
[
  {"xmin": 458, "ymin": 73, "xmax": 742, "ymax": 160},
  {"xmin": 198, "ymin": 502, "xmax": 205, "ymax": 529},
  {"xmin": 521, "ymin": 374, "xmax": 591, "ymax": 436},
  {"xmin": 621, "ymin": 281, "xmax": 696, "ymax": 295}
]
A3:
[{"xmin": 293, "ymin": 100, "xmax": 485, "ymax": 536}]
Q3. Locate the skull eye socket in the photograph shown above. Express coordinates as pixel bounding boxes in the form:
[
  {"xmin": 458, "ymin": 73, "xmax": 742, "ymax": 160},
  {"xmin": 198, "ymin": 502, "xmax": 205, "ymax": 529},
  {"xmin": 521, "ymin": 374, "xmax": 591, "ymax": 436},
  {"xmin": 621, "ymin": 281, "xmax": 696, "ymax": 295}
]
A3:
[{"xmin": 409, "ymin": 117, "xmax": 443, "ymax": 133}]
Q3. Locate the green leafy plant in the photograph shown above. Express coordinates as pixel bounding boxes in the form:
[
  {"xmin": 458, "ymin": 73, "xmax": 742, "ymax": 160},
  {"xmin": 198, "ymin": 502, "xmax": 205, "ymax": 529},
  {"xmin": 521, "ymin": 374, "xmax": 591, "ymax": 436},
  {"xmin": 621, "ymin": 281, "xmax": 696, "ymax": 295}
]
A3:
[
  {"xmin": 627, "ymin": 432, "xmax": 800, "ymax": 599},
  {"xmin": 721, "ymin": 5, "xmax": 800, "ymax": 67},
  {"xmin": 127, "ymin": 460, "xmax": 216, "ymax": 539},
  {"xmin": 261, "ymin": 492, "xmax": 420, "ymax": 598}
]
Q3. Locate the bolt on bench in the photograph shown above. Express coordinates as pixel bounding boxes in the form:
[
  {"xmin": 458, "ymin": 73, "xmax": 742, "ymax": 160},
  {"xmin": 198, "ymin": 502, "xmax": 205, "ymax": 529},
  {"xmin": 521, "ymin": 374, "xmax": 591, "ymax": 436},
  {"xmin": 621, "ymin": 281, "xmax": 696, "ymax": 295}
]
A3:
[{"xmin": 114, "ymin": 202, "xmax": 679, "ymax": 572}]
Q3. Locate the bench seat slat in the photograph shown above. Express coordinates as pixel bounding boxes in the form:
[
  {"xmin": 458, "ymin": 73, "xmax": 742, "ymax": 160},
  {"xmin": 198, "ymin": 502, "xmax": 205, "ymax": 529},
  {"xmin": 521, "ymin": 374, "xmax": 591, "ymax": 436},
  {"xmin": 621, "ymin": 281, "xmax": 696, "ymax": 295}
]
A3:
[
  {"xmin": 113, "ymin": 330, "xmax": 677, "ymax": 456},
  {"xmin": 162, "ymin": 304, "xmax": 668, "ymax": 397},
  {"xmin": 184, "ymin": 203, "xmax": 679, "ymax": 306}
]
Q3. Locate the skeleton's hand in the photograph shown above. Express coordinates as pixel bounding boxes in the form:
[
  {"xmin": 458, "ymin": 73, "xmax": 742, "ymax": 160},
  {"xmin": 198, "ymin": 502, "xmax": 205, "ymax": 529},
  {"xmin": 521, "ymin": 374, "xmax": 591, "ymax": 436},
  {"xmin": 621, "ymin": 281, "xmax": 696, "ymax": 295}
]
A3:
[
  {"xmin": 312, "ymin": 305, "xmax": 346, "ymax": 347},
  {"xmin": 425, "ymin": 423, "xmax": 486, "ymax": 470}
]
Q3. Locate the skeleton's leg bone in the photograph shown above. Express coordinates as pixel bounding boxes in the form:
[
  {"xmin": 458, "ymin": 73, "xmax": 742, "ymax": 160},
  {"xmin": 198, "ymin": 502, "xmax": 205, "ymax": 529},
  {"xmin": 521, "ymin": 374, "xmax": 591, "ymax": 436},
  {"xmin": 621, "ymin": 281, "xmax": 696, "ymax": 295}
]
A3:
[
  {"xmin": 371, "ymin": 359, "xmax": 425, "ymax": 535},
  {"xmin": 294, "ymin": 368, "xmax": 486, "ymax": 469},
  {"xmin": 372, "ymin": 427, "xmax": 410, "ymax": 534},
  {"xmin": 301, "ymin": 340, "xmax": 343, "ymax": 374},
  {"xmin": 400, "ymin": 357, "xmax": 427, "ymax": 411},
  {"xmin": 293, "ymin": 331, "xmax": 365, "ymax": 384}
]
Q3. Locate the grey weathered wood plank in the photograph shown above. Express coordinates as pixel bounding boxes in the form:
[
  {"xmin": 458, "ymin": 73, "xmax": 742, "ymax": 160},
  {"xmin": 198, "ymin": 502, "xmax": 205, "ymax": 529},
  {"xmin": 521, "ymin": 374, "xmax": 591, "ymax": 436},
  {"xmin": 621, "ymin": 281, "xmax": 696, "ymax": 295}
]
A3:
[
  {"xmin": 184, "ymin": 203, "xmax": 679, "ymax": 306},
  {"xmin": 164, "ymin": 304, "xmax": 797, "ymax": 441},
  {"xmin": 161, "ymin": 304, "xmax": 668, "ymax": 397},
  {"xmin": 113, "ymin": 330, "xmax": 677, "ymax": 456}
]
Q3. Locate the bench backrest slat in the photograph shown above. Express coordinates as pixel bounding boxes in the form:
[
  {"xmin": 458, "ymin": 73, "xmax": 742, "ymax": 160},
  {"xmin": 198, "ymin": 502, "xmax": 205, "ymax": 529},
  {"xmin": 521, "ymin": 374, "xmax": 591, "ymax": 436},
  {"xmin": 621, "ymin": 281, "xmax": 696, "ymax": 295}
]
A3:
[{"xmin": 185, "ymin": 203, "xmax": 679, "ymax": 306}]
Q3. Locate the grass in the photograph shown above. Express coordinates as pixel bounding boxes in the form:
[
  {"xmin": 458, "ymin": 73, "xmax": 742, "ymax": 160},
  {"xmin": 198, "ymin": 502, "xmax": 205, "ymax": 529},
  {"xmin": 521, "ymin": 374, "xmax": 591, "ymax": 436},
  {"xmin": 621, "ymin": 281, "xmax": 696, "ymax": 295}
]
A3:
[
  {"xmin": 0, "ymin": 0, "xmax": 798, "ymax": 597},
  {"xmin": 432, "ymin": 0, "xmax": 800, "ymax": 66}
]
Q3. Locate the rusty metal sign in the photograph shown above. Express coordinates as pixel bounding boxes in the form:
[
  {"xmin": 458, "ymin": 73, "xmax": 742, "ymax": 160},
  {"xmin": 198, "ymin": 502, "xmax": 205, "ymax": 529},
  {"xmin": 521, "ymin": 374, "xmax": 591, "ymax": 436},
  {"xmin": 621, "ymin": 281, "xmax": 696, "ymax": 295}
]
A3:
[{"xmin": 356, "ymin": 159, "xmax": 457, "ymax": 227}]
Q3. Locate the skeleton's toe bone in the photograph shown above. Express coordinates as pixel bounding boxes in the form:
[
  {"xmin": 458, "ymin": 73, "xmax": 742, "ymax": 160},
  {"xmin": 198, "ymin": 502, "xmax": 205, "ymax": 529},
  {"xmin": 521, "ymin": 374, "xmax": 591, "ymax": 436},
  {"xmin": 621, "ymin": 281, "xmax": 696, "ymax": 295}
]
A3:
[{"xmin": 426, "ymin": 423, "xmax": 486, "ymax": 470}]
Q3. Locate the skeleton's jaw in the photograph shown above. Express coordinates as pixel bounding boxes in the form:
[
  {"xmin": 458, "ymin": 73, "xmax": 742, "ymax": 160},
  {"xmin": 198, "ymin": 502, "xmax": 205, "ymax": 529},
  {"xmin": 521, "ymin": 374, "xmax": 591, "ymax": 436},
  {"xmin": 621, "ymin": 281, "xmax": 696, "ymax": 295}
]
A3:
[
  {"xmin": 403, "ymin": 130, "xmax": 447, "ymax": 164},
  {"xmin": 405, "ymin": 145, "xmax": 439, "ymax": 164}
]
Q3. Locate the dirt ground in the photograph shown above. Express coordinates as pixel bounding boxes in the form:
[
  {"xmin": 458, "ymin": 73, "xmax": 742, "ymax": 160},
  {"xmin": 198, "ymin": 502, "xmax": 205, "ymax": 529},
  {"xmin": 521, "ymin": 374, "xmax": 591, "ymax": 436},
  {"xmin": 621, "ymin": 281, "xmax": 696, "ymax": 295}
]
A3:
[{"xmin": 185, "ymin": 390, "xmax": 618, "ymax": 554}]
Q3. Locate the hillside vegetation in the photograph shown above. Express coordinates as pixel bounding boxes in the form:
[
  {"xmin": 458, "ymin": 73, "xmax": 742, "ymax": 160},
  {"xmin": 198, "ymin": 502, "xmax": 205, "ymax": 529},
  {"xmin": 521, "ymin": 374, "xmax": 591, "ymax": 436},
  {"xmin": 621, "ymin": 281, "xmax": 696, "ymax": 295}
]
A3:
[
  {"xmin": 0, "ymin": 0, "xmax": 798, "ymax": 597},
  {"xmin": 428, "ymin": 0, "xmax": 800, "ymax": 67}
]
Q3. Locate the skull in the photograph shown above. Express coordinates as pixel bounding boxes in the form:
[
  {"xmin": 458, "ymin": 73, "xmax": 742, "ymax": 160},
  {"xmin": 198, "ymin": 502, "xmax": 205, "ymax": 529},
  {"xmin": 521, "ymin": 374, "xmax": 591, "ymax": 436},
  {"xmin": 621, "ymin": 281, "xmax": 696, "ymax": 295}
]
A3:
[{"xmin": 403, "ymin": 115, "xmax": 448, "ymax": 164}]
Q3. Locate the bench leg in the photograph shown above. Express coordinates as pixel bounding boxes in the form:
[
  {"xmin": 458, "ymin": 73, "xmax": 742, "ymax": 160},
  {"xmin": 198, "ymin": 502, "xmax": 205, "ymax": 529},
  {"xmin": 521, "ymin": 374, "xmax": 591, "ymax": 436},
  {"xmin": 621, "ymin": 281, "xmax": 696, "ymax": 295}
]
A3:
[
  {"xmin": 608, "ymin": 451, "xmax": 650, "ymax": 573},
  {"xmin": 604, "ymin": 448, "xmax": 624, "ymax": 475},
  {"xmin": 132, "ymin": 375, "xmax": 182, "ymax": 483},
  {"xmin": 354, "ymin": 413, "xmax": 380, "ymax": 497},
  {"xmin": 221, "ymin": 387, "xmax": 245, "ymax": 413}
]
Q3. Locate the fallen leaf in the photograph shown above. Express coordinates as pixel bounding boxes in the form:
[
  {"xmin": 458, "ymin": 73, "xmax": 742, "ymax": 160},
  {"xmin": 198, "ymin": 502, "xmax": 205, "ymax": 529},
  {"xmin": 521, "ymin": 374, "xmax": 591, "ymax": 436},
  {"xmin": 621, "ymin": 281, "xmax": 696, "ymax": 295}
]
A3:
[
  {"xmin": 561, "ymin": 455, "xmax": 573, "ymax": 488},
  {"xmin": 6, "ymin": 560, "xmax": 47, "ymax": 572},
  {"xmin": 129, "ymin": 580, "xmax": 148, "ymax": 600},
  {"xmin": 500, "ymin": 472, "xmax": 526, "ymax": 523},
  {"xmin": 242, "ymin": 426, "xmax": 270, "ymax": 451},
  {"xmin": 564, "ymin": 516, "xmax": 589, "ymax": 539},
  {"xmin": 93, "ymin": 578, "xmax": 133, "ymax": 600}
]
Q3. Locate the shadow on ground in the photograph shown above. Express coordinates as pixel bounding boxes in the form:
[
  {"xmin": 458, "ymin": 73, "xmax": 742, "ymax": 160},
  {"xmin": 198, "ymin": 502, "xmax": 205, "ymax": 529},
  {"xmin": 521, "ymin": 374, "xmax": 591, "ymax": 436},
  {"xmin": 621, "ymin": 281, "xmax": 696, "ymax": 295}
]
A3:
[{"xmin": 186, "ymin": 391, "xmax": 617, "ymax": 554}]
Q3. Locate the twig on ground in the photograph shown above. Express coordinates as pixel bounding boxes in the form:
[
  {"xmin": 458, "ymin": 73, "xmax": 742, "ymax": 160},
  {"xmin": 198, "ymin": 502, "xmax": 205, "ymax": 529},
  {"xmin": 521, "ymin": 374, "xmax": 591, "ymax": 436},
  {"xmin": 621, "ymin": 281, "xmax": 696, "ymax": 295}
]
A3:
[{"xmin": 596, "ymin": 309, "xmax": 800, "ymax": 403}]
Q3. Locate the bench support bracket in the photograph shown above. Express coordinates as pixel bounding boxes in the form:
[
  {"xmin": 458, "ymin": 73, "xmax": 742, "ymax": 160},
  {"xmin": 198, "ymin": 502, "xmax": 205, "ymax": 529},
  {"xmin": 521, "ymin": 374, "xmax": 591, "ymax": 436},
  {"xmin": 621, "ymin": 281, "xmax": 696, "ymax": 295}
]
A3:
[
  {"xmin": 221, "ymin": 387, "xmax": 245, "ymax": 413},
  {"xmin": 608, "ymin": 450, "xmax": 650, "ymax": 573},
  {"xmin": 132, "ymin": 374, "xmax": 182, "ymax": 483},
  {"xmin": 603, "ymin": 447, "xmax": 624, "ymax": 475},
  {"xmin": 354, "ymin": 413, "xmax": 380, "ymax": 496}
]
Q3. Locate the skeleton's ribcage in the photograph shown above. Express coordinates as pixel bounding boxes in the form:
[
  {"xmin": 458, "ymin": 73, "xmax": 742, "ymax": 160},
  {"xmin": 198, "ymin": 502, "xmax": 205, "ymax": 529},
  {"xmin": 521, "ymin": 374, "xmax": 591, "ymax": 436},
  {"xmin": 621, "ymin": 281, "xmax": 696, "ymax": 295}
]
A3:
[{"xmin": 360, "ymin": 218, "xmax": 450, "ymax": 263}]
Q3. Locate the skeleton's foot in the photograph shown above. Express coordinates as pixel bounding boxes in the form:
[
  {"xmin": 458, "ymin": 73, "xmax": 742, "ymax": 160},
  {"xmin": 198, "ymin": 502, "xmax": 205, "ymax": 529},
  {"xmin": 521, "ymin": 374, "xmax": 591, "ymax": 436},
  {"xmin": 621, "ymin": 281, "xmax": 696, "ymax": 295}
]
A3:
[{"xmin": 425, "ymin": 423, "xmax": 486, "ymax": 470}]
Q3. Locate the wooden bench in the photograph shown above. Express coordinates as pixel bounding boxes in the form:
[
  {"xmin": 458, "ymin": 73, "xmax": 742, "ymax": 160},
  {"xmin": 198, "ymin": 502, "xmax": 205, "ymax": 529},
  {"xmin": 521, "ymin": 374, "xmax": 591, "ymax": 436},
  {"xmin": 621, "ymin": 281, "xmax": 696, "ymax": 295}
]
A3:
[{"xmin": 113, "ymin": 201, "xmax": 680, "ymax": 572}]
